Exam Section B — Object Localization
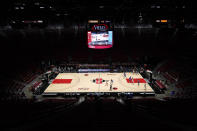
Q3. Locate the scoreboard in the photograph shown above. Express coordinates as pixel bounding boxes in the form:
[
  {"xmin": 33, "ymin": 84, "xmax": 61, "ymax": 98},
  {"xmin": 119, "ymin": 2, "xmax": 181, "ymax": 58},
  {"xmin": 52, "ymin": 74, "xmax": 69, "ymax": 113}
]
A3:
[{"xmin": 87, "ymin": 20, "xmax": 113, "ymax": 49}]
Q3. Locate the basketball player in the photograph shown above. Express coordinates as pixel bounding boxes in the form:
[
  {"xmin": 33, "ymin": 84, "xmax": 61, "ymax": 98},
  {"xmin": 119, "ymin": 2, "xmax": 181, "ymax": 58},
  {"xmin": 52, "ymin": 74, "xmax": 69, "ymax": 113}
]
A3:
[
  {"xmin": 110, "ymin": 79, "xmax": 113, "ymax": 91},
  {"xmin": 124, "ymin": 72, "xmax": 126, "ymax": 78},
  {"xmin": 105, "ymin": 80, "xmax": 108, "ymax": 86},
  {"xmin": 132, "ymin": 77, "xmax": 134, "ymax": 84},
  {"xmin": 138, "ymin": 80, "xmax": 140, "ymax": 86},
  {"xmin": 129, "ymin": 76, "xmax": 132, "ymax": 83}
]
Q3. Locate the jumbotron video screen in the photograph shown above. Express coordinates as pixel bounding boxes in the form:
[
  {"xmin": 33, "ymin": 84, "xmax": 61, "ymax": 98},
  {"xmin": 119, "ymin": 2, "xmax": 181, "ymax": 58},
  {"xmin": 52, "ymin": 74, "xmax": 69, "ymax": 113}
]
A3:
[
  {"xmin": 87, "ymin": 21, "xmax": 113, "ymax": 49},
  {"xmin": 87, "ymin": 31, "xmax": 113, "ymax": 49}
]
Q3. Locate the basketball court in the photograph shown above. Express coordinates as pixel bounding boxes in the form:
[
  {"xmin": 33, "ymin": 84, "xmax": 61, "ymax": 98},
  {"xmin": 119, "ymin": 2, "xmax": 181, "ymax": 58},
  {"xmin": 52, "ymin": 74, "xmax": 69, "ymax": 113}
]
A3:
[{"xmin": 43, "ymin": 73, "xmax": 154, "ymax": 94}]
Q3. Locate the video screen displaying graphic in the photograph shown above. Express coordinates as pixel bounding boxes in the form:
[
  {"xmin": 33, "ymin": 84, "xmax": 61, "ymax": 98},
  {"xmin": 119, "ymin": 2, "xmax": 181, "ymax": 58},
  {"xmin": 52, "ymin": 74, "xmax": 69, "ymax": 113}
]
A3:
[
  {"xmin": 87, "ymin": 22, "xmax": 113, "ymax": 49},
  {"xmin": 88, "ymin": 31, "xmax": 113, "ymax": 49}
]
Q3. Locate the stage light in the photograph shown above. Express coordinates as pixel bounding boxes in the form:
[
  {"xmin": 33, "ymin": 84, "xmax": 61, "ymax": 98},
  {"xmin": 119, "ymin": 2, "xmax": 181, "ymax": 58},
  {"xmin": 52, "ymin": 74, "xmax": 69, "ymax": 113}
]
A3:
[
  {"xmin": 15, "ymin": 7, "xmax": 19, "ymax": 10},
  {"xmin": 161, "ymin": 20, "xmax": 168, "ymax": 23},
  {"xmin": 37, "ymin": 20, "xmax": 43, "ymax": 23},
  {"xmin": 156, "ymin": 20, "xmax": 160, "ymax": 23},
  {"xmin": 88, "ymin": 20, "xmax": 99, "ymax": 23},
  {"xmin": 99, "ymin": 5, "xmax": 104, "ymax": 9},
  {"xmin": 34, "ymin": 2, "xmax": 40, "ymax": 6}
]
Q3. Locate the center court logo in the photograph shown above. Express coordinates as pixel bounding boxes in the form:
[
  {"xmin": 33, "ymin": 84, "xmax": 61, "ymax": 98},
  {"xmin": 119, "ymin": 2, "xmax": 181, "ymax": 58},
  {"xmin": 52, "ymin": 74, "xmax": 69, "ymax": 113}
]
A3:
[{"xmin": 92, "ymin": 78, "xmax": 104, "ymax": 84}]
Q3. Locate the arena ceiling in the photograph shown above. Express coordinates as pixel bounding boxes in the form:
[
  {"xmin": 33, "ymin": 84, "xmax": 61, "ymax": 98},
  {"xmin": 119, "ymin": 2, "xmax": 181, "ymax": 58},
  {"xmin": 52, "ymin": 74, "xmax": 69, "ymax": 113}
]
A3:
[{"xmin": 0, "ymin": 0, "xmax": 196, "ymax": 25}]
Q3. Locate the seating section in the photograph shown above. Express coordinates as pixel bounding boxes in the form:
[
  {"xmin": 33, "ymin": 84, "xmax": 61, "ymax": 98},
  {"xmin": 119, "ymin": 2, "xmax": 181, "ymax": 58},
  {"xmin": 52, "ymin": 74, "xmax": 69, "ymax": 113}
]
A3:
[
  {"xmin": 156, "ymin": 60, "xmax": 188, "ymax": 83},
  {"xmin": 17, "ymin": 65, "xmax": 42, "ymax": 84},
  {"xmin": 2, "ymin": 80, "xmax": 25, "ymax": 100},
  {"xmin": 155, "ymin": 80, "xmax": 166, "ymax": 89},
  {"xmin": 154, "ymin": 59, "xmax": 196, "ymax": 98},
  {"xmin": 31, "ymin": 81, "xmax": 42, "ymax": 92},
  {"xmin": 1, "ymin": 63, "xmax": 43, "ymax": 101},
  {"xmin": 168, "ymin": 71, "xmax": 179, "ymax": 80},
  {"xmin": 162, "ymin": 72, "xmax": 176, "ymax": 83},
  {"xmin": 156, "ymin": 60, "xmax": 176, "ymax": 72},
  {"xmin": 176, "ymin": 80, "xmax": 191, "ymax": 89}
]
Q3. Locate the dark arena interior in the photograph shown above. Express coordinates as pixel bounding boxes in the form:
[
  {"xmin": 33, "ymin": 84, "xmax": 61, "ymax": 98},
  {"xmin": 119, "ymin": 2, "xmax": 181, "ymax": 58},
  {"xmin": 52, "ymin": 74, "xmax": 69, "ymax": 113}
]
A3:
[{"xmin": 1, "ymin": 0, "xmax": 197, "ymax": 130}]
